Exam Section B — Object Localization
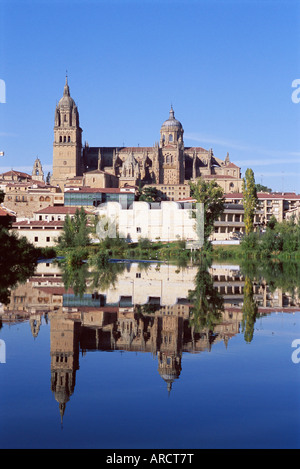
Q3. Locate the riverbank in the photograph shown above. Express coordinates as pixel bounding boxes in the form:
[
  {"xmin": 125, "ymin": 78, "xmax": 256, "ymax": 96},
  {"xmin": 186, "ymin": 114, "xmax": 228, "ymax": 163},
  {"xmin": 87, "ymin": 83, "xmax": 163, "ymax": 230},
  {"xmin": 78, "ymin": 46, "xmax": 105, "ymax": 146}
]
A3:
[{"xmin": 39, "ymin": 236, "xmax": 300, "ymax": 264}]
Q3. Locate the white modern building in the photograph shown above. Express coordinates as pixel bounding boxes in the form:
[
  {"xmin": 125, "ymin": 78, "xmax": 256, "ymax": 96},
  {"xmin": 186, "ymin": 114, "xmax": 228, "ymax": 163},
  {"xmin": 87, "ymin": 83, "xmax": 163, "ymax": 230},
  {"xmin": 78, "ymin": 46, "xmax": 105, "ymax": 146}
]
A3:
[{"xmin": 95, "ymin": 201, "xmax": 200, "ymax": 243}]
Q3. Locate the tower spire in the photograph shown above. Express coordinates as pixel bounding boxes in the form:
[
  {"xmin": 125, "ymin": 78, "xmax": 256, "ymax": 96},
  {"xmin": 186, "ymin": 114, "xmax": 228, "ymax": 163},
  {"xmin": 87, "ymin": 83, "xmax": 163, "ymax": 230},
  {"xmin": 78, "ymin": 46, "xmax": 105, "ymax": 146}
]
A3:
[
  {"xmin": 63, "ymin": 72, "xmax": 70, "ymax": 97},
  {"xmin": 169, "ymin": 104, "xmax": 175, "ymax": 119}
]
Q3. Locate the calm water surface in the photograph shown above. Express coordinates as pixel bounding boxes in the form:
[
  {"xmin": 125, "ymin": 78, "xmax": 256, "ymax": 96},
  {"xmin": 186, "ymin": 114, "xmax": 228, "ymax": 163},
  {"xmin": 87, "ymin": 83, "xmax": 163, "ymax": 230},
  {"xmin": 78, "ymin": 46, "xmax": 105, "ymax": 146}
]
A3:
[{"xmin": 1, "ymin": 259, "xmax": 300, "ymax": 449}]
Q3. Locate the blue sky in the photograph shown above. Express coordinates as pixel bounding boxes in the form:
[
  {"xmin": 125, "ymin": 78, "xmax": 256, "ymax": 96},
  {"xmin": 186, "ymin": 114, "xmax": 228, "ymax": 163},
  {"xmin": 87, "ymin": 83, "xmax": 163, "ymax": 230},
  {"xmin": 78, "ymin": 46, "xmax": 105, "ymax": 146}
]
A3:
[{"xmin": 0, "ymin": 0, "xmax": 300, "ymax": 192}]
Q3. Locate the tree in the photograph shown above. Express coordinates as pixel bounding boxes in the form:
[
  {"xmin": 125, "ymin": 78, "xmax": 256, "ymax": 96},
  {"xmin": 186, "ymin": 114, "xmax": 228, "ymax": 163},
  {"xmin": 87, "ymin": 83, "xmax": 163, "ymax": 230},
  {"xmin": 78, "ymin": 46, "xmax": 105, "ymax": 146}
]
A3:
[
  {"xmin": 267, "ymin": 214, "xmax": 277, "ymax": 230},
  {"xmin": 58, "ymin": 207, "xmax": 90, "ymax": 249},
  {"xmin": 242, "ymin": 168, "xmax": 258, "ymax": 236},
  {"xmin": 241, "ymin": 276, "xmax": 258, "ymax": 343},
  {"xmin": 0, "ymin": 227, "xmax": 40, "ymax": 304},
  {"xmin": 189, "ymin": 178, "xmax": 225, "ymax": 243},
  {"xmin": 137, "ymin": 186, "xmax": 163, "ymax": 202},
  {"xmin": 188, "ymin": 255, "xmax": 224, "ymax": 334},
  {"xmin": 255, "ymin": 183, "xmax": 272, "ymax": 193}
]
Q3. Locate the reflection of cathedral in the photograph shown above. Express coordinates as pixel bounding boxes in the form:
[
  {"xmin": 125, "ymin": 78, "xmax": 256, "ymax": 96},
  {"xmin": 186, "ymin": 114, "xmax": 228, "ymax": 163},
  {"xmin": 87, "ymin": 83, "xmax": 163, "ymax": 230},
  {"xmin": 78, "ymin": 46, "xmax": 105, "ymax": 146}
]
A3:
[
  {"xmin": 1, "ymin": 260, "xmax": 299, "ymax": 422},
  {"xmin": 51, "ymin": 77, "xmax": 242, "ymax": 193}
]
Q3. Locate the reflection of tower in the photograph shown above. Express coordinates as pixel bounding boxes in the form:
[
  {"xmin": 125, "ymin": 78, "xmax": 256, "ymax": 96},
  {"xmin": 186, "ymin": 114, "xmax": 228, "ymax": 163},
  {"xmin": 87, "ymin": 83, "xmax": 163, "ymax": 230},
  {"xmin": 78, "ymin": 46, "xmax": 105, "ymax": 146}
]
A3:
[
  {"xmin": 29, "ymin": 314, "xmax": 42, "ymax": 338},
  {"xmin": 50, "ymin": 314, "xmax": 80, "ymax": 425},
  {"xmin": 156, "ymin": 314, "xmax": 183, "ymax": 394}
]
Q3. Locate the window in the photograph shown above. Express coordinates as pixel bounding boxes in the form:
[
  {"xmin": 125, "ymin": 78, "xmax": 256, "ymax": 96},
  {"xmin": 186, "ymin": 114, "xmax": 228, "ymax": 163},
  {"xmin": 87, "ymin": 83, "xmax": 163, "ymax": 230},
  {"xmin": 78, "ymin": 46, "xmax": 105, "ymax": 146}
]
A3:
[
  {"xmin": 46, "ymin": 237, "xmax": 50, "ymax": 242},
  {"xmin": 136, "ymin": 273, "xmax": 141, "ymax": 278},
  {"xmin": 64, "ymin": 136, "xmax": 67, "ymax": 143},
  {"xmin": 68, "ymin": 136, "xmax": 71, "ymax": 142},
  {"xmin": 169, "ymin": 134, "xmax": 173, "ymax": 142},
  {"xmin": 136, "ymin": 227, "xmax": 141, "ymax": 233},
  {"xmin": 34, "ymin": 236, "xmax": 38, "ymax": 242}
]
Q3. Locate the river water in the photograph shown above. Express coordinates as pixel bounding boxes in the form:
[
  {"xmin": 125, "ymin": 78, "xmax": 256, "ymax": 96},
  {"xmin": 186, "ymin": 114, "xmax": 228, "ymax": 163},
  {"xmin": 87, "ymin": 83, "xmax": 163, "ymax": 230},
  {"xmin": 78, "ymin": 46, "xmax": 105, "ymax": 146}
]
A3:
[{"xmin": 0, "ymin": 259, "xmax": 300, "ymax": 449}]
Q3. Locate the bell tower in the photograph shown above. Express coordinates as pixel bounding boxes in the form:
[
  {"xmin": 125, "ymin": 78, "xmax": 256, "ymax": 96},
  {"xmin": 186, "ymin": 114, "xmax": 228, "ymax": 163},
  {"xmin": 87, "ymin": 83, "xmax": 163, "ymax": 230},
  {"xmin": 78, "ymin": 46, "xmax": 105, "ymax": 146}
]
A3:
[
  {"xmin": 52, "ymin": 76, "xmax": 82, "ymax": 189},
  {"xmin": 159, "ymin": 106, "xmax": 185, "ymax": 185}
]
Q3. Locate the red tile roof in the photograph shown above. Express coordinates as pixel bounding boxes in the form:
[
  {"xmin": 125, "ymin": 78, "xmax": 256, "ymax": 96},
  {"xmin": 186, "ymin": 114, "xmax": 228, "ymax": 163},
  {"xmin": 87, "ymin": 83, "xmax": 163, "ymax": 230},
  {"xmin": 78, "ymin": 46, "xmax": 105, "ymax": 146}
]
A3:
[
  {"xmin": 0, "ymin": 207, "xmax": 14, "ymax": 217},
  {"xmin": 13, "ymin": 220, "xmax": 64, "ymax": 227},
  {"xmin": 34, "ymin": 206, "xmax": 88, "ymax": 214},
  {"xmin": 1, "ymin": 170, "xmax": 32, "ymax": 178},
  {"xmin": 65, "ymin": 187, "xmax": 124, "ymax": 193},
  {"xmin": 184, "ymin": 147, "xmax": 208, "ymax": 152},
  {"xmin": 225, "ymin": 192, "xmax": 300, "ymax": 200}
]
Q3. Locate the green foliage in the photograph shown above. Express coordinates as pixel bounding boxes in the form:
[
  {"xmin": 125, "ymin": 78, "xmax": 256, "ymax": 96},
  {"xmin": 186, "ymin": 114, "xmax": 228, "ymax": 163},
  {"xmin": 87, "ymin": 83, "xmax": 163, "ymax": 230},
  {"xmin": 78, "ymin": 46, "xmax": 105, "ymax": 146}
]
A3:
[
  {"xmin": 241, "ymin": 218, "xmax": 300, "ymax": 259},
  {"xmin": 267, "ymin": 214, "xmax": 277, "ymax": 230},
  {"xmin": 0, "ymin": 227, "xmax": 40, "ymax": 304},
  {"xmin": 189, "ymin": 178, "xmax": 225, "ymax": 242},
  {"xmin": 137, "ymin": 186, "xmax": 164, "ymax": 202},
  {"xmin": 188, "ymin": 255, "xmax": 224, "ymax": 333},
  {"xmin": 57, "ymin": 207, "xmax": 90, "ymax": 250},
  {"xmin": 242, "ymin": 168, "xmax": 258, "ymax": 235},
  {"xmin": 255, "ymin": 183, "xmax": 272, "ymax": 193},
  {"xmin": 241, "ymin": 276, "xmax": 258, "ymax": 343}
]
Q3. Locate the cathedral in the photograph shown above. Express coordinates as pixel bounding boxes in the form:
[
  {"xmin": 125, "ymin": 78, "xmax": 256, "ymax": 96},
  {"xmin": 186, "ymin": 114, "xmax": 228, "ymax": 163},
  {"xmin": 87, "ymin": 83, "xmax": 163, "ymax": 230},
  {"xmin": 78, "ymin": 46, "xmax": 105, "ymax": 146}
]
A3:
[{"xmin": 51, "ymin": 76, "xmax": 242, "ymax": 194}]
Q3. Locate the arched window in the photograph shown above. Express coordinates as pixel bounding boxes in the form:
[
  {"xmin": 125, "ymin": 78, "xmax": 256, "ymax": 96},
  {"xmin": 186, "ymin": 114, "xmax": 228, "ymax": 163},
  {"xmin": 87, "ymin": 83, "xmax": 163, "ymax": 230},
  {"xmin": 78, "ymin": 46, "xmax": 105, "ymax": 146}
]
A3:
[
  {"xmin": 68, "ymin": 136, "xmax": 71, "ymax": 142},
  {"xmin": 169, "ymin": 134, "xmax": 173, "ymax": 142},
  {"xmin": 59, "ymin": 136, "xmax": 62, "ymax": 142},
  {"xmin": 39, "ymin": 196, "xmax": 44, "ymax": 202},
  {"xmin": 64, "ymin": 136, "xmax": 66, "ymax": 143}
]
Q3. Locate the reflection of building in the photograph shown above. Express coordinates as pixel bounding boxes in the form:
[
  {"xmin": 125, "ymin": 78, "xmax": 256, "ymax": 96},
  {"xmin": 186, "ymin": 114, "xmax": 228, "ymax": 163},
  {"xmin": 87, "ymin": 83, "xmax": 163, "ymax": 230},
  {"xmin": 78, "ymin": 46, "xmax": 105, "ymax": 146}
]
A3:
[
  {"xmin": 50, "ymin": 313, "xmax": 80, "ymax": 424},
  {"xmin": 1, "ymin": 260, "xmax": 300, "ymax": 421}
]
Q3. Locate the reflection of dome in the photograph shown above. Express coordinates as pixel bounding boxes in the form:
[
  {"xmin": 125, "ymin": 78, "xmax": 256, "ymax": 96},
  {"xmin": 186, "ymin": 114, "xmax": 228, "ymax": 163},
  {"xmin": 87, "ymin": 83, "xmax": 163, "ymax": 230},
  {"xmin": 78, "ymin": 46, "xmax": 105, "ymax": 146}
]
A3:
[
  {"xmin": 161, "ymin": 106, "xmax": 183, "ymax": 130},
  {"xmin": 160, "ymin": 372, "xmax": 179, "ymax": 394},
  {"xmin": 158, "ymin": 352, "xmax": 182, "ymax": 395}
]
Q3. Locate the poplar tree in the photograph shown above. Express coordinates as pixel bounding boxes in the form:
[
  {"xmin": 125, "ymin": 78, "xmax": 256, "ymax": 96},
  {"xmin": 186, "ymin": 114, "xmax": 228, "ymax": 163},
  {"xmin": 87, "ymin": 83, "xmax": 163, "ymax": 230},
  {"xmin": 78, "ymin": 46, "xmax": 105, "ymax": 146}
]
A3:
[{"xmin": 242, "ymin": 168, "xmax": 258, "ymax": 236}]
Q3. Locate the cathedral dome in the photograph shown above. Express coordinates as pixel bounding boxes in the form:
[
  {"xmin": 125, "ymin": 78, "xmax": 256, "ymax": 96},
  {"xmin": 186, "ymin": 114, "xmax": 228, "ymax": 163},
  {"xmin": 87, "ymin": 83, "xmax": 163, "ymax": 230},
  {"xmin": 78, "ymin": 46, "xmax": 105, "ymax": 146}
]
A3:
[
  {"xmin": 161, "ymin": 106, "xmax": 182, "ymax": 130},
  {"xmin": 58, "ymin": 76, "xmax": 75, "ymax": 109}
]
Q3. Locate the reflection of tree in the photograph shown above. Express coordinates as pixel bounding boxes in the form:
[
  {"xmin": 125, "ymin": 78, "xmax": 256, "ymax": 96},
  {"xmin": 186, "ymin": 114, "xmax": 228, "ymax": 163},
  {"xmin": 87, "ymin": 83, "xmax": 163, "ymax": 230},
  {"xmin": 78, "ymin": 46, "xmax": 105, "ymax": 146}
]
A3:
[
  {"xmin": 241, "ymin": 276, "xmax": 258, "ymax": 343},
  {"xmin": 188, "ymin": 256, "xmax": 224, "ymax": 333},
  {"xmin": 89, "ymin": 253, "xmax": 126, "ymax": 290},
  {"xmin": 59, "ymin": 253, "xmax": 89, "ymax": 297},
  {"xmin": 241, "ymin": 260, "xmax": 300, "ymax": 311},
  {"xmin": 0, "ymin": 228, "xmax": 39, "ymax": 304},
  {"xmin": 59, "ymin": 252, "xmax": 127, "ymax": 295}
]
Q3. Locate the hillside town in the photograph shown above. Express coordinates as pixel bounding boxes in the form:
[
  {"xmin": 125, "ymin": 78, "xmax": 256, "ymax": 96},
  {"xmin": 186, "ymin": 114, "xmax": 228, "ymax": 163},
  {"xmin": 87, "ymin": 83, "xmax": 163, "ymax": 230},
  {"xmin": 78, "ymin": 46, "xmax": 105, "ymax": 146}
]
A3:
[{"xmin": 1, "ymin": 77, "xmax": 300, "ymax": 248}]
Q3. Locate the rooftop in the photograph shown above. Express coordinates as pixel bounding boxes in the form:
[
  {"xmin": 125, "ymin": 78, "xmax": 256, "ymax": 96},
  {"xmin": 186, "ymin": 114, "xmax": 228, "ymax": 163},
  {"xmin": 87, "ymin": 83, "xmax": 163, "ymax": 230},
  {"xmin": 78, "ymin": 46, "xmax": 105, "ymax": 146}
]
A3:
[
  {"xmin": 13, "ymin": 220, "xmax": 64, "ymax": 227},
  {"xmin": 225, "ymin": 192, "xmax": 300, "ymax": 200},
  {"xmin": 34, "ymin": 206, "xmax": 88, "ymax": 214}
]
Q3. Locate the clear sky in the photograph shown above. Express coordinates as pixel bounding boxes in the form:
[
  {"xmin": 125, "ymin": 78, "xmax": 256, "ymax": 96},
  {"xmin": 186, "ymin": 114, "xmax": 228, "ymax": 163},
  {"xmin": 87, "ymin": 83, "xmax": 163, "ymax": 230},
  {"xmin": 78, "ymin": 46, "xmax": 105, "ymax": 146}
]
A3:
[{"xmin": 0, "ymin": 0, "xmax": 300, "ymax": 192}]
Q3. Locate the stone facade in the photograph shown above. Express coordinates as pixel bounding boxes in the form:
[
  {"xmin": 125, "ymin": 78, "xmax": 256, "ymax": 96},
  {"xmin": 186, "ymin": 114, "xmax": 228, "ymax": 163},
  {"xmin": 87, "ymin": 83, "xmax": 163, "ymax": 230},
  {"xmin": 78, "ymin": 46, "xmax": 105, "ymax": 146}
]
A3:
[
  {"xmin": 12, "ymin": 219, "xmax": 63, "ymax": 247},
  {"xmin": 3, "ymin": 182, "xmax": 63, "ymax": 219},
  {"xmin": 51, "ymin": 78, "xmax": 243, "ymax": 193}
]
